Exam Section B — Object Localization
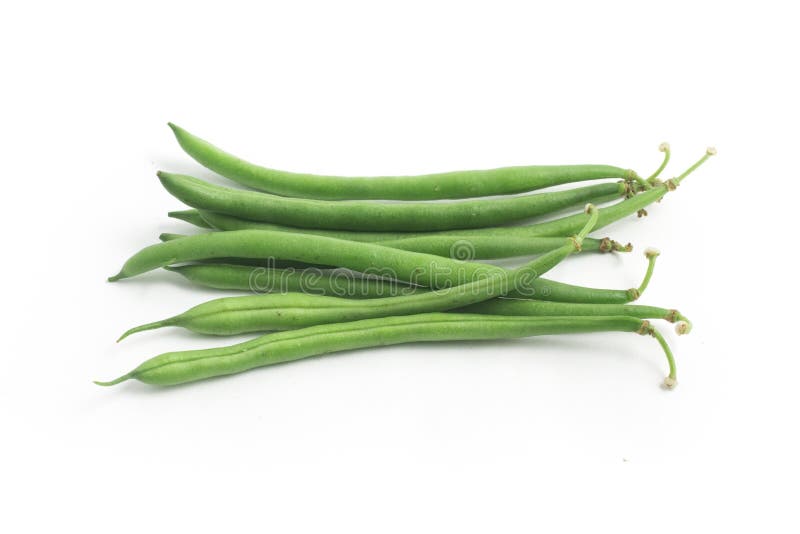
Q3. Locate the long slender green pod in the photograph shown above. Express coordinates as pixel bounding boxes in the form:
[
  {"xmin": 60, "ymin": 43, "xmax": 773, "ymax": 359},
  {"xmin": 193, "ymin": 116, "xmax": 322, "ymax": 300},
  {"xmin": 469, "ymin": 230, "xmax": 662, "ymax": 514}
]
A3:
[
  {"xmin": 110, "ymin": 229, "xmax": 644, "ymax": 304},
  {"xmin": 159, "ymin": 230, "xmax": 627, "ymax": 260},
  {"xmin": 158, "ymin": 171, "xmax": 625, "ymax": 231},
  {"xmin": 168, "ymin": 123, "xmax": 643, "ymax": 200},
  {"xmin": 120, "ymin": 208, "xmax": 600, "ymax": 340},
  {"xmin": 163, "ymin": 260, "xmax": 654, "ymax": 305},
  {"xmin": 97, "ymin": 313, "xmax": 677, "ymax": 388},
  {"xmin": 120, "ymin": 279, "xmax": 688, "ymax": 340}
]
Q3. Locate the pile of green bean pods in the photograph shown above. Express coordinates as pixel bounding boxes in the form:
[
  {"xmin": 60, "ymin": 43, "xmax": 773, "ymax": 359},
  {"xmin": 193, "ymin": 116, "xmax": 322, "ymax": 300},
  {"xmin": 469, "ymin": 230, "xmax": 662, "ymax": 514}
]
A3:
[{"xmin": 100, "ymin": 124, "xmax": 716, "ymax": 390}]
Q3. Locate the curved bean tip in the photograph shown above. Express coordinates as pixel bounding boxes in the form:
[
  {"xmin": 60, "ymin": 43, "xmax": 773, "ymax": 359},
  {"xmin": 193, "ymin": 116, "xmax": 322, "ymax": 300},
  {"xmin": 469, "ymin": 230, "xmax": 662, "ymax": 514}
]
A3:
[
  {"xmin": 706, "ymin": 147, "xmax": 717, "ymax": 156},
  {"xmin": 167, "ymin": 122, "xmax": 182, "ymax": 134},
  {"xmin": 659, "ymin": 142, "xmax": 670, "ymax": 152},
  {"xmin": 94, "ymin": 373, "xmax": 132, "ymax": 387},
  {"xmin": 116, "ymin": 330, "xmax": 132, "ymax": 343},
  {"xmin": 675, "ymin": 321, "xmax": 692, "ymax": 335},
  {"xmin": 108, "ymin": 273, "xmax": 124, "ymax": 282},
  {"xmin": 644, "ymin": 247, "xmax": 661, "ymax": 259}
]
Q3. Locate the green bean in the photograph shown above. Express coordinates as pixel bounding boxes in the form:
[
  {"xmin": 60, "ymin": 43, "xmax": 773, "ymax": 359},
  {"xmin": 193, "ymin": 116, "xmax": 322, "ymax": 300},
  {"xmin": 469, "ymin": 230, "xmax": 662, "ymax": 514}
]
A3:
[
  {"xmin": 119, "ymin": 207, "xmax": 600, "ymax": 340},
  {"xmin": 167, "ymin": 209, "xmax": 212, "ymax": 229},
  {"xmin": 160, "ymin": 229, "xmax": 628, "ymax": 260},
  {"xmin": 163, "ymin": 259, "xmax": 656, "ymax": 305},
  {"xmin": 110, "ymin": 227, "xmax": 653, "ymax": 304},
  {"xmin": 158, "ymin": 171, "xmax": 626, "ymax": 231},
  {"xmin": 168, "ymin": 249, "xmax": 657, "ymax": 305},
  {"xmin": 168, "ymin": 122, "xmax": 646, "ymax": 200},
  {"xmin": 96, "ymin": 313, "xmax": 677, "ymax": 388},
  {"xmin": 120, "ymin": 292, "xmax": 690, "ymax": 340}
]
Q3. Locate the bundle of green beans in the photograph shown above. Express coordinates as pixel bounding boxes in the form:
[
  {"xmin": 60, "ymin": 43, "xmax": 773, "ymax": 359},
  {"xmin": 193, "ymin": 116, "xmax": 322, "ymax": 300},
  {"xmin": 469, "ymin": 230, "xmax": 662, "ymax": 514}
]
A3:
[{"xmin": 101, "ymin": 124, "xmax": 715, "ymax": 390}]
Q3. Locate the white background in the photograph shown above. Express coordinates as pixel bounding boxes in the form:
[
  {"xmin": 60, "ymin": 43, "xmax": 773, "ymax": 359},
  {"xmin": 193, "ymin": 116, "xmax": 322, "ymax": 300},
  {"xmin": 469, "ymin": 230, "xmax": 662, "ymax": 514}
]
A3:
[{"xmin": 2, "ymin": 1, "xmax": 797, "ymax": 532}]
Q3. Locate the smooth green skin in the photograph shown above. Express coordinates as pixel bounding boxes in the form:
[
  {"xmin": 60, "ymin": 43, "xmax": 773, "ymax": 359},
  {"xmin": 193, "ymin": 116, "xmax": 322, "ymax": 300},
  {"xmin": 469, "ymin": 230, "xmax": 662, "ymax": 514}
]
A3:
[
  {"xmin": 110, "ymin": 230, "xmax": 637, "ymax": 304},
  {"xmin": 97, "ymin": 313, "xmax": 674, "ymax": 387},
  {"xmin": 159, "ymin": 230, "xmax": 617, "ymax": 260},
  {"xmin": 158, "ymin": 233, "xmax": 329, "ymax": 269},
  {"xmin": 169, "ymin": 122, "xmax": 637, "ymax": 201},
  {"xmin": 175, "ymin": 147, "xmax": 713, "ymax": 239},
  {"xmin": 195, "ymin": 208, "xmax": 619, "ymax": 241},
  {"xmin": 364, "ymin": 235, "xmax": 610, "ymax": 259},
  {"xmin": 158, "ymin": 171, "xmax": 624, "ymax": 231},
  {"xmin": 166, "ymin": 264, "xmax": 422, "ymax": 298},
  {"xmin": 121, "ymin": 223, "xmax": 596, "ymax": 340}
]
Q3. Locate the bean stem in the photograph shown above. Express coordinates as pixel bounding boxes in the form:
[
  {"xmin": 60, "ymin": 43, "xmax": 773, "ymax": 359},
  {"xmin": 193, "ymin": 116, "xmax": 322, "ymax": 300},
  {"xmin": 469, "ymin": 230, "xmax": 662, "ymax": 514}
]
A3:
[{"xmin": 646, "ymin": 143, "xmax": 671, "ymax": 183}]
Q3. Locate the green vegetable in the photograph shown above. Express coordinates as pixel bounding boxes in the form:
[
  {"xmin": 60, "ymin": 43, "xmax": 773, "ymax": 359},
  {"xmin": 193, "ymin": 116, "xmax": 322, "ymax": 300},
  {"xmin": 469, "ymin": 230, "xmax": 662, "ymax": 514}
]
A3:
[
  {"xmin": 168, "ymin": 122, "xmax": 647, "ymax": 200},
  {"xmin": 158, "ymin": 171, "xmax": 626, "ymax": 231},
  {"xmin": 97, "ymin": 313, "xmax": 677, "ymax": 388},
  {"xmin": 159, "ymin": 230, "xmax": 629, "ymax": 260}
]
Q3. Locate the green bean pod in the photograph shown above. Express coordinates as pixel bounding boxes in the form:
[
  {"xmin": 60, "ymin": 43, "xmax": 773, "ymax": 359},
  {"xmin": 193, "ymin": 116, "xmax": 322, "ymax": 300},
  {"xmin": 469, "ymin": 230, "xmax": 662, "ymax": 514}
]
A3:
[
  {"xmin": 159, "ymin": 230, "xmax": 626, "ymax": 260},
  {"xmin": 158, "ymin": 171, "xmax": 625, "ymax": 231},
  {"xmin": 168, "ymin": 123, "xmax": 640, "ymax": 201},
  {"xmin": 197, "ymin": 200, "xmax": 633, "ymax": 240},
  {"xmin": 97, "ymin": 313, "xmax": 677, "ymax": 388},
  {"xmin": 110, "ymin": 230, "xmax": 640, "ymax": 304},
  {"xmin": 119, "ymin": 290, "xmax": 690, "ymax": 341}
]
